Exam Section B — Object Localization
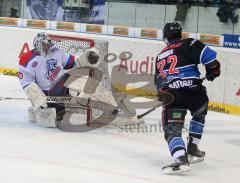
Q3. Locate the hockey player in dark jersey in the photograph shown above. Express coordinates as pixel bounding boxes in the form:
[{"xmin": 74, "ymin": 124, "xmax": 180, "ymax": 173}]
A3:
[{"xmin": 155, "ymin": 22, "xmax": 220, "ymax": 174}]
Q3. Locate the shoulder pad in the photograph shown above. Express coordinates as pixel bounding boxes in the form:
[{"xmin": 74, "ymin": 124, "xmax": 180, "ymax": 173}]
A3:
[
  {"xmin": 50, "ymin": 45, "xmax": 59, "ymax": 53},
  {"xmin": 189, "ymin": 39, "xmax": 198, "ymax": 46},
  {"xmin": 181, "ymin": 38, "xmax": 194, "ymax": 44},
  {"xmin": 19, "ymin": 50, "xmax": 38, "ymax": 67}
]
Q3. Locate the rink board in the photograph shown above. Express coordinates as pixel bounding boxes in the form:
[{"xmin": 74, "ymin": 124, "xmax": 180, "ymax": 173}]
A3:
[{"xmin": 0, "ymin": 26, "xmax": 239, "ymax": 116}]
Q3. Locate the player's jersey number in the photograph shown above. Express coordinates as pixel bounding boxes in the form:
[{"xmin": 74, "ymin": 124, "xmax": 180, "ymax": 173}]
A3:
[{"xmin": 157, "ymin": 55, "xmax": 179, "ymax": 78}]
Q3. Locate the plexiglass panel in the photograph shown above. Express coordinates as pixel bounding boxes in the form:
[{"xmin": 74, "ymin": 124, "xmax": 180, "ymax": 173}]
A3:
[
  {"xmin": 135, "ymin": 3, "xmax": 165, "ymax": 29},
  {"xmin": 107, "ymin": 1, "xmax": 137, "ymax": 27},
  {"xmin": 0, "ymin": 0, "xmax": 239, "ymax": 37},
  {"xmin": 165, "ymin": 3, "xmax": 198, "ymax": 33},
  {"xmin": 0, "ymin": 0, "xmax": 22, "ymax": 18},
  {"xmin": 198, "ymin": 6, "xmax": 234, "ymax": 34}
]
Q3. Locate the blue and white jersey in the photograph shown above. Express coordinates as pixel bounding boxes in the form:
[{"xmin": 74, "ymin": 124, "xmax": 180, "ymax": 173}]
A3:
[{"xmin": 155, "ymin": 38, "xmax": 217, "ymax": 91}]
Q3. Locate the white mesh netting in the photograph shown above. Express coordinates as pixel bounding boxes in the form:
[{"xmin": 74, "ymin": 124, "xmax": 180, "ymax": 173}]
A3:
[
  {"xmin": 49, "ymin": 35, "xmax": 144, "ymax": 127},
  {"xmin": 49, "ymin": 34, "xmax": 112, "ymax": 123}
]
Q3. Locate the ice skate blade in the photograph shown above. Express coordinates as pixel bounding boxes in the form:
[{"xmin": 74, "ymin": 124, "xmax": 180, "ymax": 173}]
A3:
[
  {"xmin": 162, "ymin": 165, "xmax": 190, "ymax": 174},
  {"xmin": 188, "ymin": 155, "xmax": 204, "ymax": 163}
]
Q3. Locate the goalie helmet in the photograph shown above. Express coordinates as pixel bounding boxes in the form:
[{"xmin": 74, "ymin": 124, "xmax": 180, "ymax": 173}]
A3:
[
  {"xmin": 33, "ymin": 32, "xmax": 51, "ymax": 55},
  {"xmin": 163, "ymin": 22, "xmax": 182, "ymax": 44}
]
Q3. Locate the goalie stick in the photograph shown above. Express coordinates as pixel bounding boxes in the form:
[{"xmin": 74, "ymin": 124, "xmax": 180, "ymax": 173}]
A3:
[
  {"xmin": 0, "ymin": 95, "xmax": 117, "ymax": 114},
  {"xmin": 0, "ymin": 95, "xmax": 129, "ymax": 114},
  {"xmin": 0, "ymin": 95, "xmax": 139, "ymax": 126},
  {"xmin": 0, "ymin": 97, "xmax": 28, "ymax": 100}
]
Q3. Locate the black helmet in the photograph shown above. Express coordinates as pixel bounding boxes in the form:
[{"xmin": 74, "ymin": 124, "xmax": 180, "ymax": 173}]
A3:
[{"xmin": 163, "ymin": 22, "xmax": 182, "ymax": 44}]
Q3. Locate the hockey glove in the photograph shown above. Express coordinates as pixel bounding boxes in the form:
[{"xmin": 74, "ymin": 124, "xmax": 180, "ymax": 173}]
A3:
[
  {"xmin": 157, "ymin": 90, "xmax": 174, "ymax": 106},
  {"xmin": 205, "ymin": 60, "xmax": 221, "ymax": 81},
  {"xmin": 88, "ymin": 51, "xmax": 99, "ymax": 64}
]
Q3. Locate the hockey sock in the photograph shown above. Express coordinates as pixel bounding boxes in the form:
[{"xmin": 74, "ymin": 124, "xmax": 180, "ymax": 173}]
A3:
[
  {"xmin": 188, "ymin": 116, "xmax": 205, "ymax": 145},
  {"xmin": 168, "ymin": 137, "xmax": 186, "ymax": 160}
]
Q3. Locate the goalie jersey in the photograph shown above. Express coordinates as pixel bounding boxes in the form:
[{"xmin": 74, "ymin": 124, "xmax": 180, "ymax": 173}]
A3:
[
  {"xmin": 18, "ymin": 45, "xmax": 75, "ymax": 91},
  {"xmin": 155, "ymin": 38, "xmax": 217, "ymax": 91}
]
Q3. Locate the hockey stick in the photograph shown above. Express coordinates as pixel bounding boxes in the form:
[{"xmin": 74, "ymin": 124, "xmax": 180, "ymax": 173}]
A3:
[
  {"xmin": 136, "ymin": 77, "xmax": 206, "ymax": 119},
  {"xmin": 136, "ymin": 91, "xmax": 174, "ymax": 119},
  {"xmin": 0, "ymin": 97, "xmax": 28, "ymax": 101},
  {"xmin": 0, "ymin": 94, "xmax": 120, "ymax": 113},
  {"xmin": 137, "ymin": 104, "xmax": 161, "ymax": 119}
]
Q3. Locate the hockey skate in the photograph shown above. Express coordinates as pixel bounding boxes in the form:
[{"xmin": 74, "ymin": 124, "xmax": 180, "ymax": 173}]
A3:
[
  {"xmin": 187, "ymin": 137, "xmax": 205, "ymax": 163},
  {"xmin": 162, "ymin": 155, "xmax": 190, "ymax": 174}
]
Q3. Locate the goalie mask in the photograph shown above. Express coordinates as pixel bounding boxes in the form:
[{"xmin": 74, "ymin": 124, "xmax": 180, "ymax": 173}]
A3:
[
  {"xmin": 163, "ymin": 22, "xmax": 182, "ymax": 44},
  {"xmin": 33, "ymin": 32, "xmax": 51, "ymax": 56}
]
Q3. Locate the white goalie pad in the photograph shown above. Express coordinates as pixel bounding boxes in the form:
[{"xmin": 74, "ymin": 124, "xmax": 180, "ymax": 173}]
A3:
[
  {"xmin": 24, "ymin": 82, "xmax": 47, "ymax": 109},
  {"xmin": 28, "ymin": 107, "xmax": 36, "ymax": 123},
  {"xmin": 64, "ymin": 67, "xmax": 117, "ymax": 108},
  {"xmin": 75, "ymin": 47, "xmax": 101, "ymax": 68},
  {"xmin": 66, "ymin": 75, "xmax": 118, "ymax": 108},
  {"xmin": 66, "ymin": 75, "xmax": 88, "ymax": 95},
  {"xmin": 64, "ymin": 67, "xmax": 103, "ymax": 93},
  {"xmin": 113, "ymin": 93, "xmax": 136, "ymax": 117},
  {"xmin": 36, "ymin": 108, "xmax": 57, "ymax": 128}
]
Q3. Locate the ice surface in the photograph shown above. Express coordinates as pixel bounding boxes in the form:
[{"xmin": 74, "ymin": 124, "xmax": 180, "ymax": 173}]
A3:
[{"xmin": 0, "ymin": 75, "xmax": 240, "ymax": 183}]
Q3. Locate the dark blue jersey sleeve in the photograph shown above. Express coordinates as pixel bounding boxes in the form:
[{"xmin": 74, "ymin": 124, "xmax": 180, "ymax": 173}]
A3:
[{"xmin": 190, "ymin": 39, "xmax": 217, "ymax": 65}]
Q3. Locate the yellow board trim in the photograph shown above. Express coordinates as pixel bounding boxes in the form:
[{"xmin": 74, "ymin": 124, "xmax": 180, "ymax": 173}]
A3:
[
  {"xmin": 1, "ymin": 67, "xmax": 240, "ymax": 116},
  {"xmin": 0, "ymin": 67, "xmax": 18, "ymax": 76},
  {"xmin": 112, "ymin": 84, "xmax": 157, "ymax": 99},
  {"xmin": 208, "ymin": 102, "xmax": 240, "ymax": 116}
]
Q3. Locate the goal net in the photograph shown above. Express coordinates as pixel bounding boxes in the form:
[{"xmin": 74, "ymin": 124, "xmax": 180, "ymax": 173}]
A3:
[
  {"xmin": 49, "ymin": 35, "xmax": 143, "ymax": 125},
  {"xmin": 49, "ymin": 35, "xmax": 111, "ymax": 124},
  {"xmin": 49, "ymin": 34, "xmax": 144, "ymax": 127}
]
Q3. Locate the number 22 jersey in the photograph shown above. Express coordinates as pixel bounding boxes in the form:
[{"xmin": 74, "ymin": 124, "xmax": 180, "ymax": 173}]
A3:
[{"xmin": 155, "ymin": 38, "xmax": 217, "ymax": 91}]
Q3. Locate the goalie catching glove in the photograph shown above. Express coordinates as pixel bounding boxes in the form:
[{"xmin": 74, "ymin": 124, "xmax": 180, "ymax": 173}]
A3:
[
  {"xmin": 75, "ymin": 47, "xmax": 100, "ymax": 67},
  {"xmin": 87, "ymin": 49, "xmax": 100, "ymax": 65}
]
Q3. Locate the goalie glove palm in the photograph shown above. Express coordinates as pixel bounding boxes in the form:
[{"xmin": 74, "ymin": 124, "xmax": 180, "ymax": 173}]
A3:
[
  {"xmin": 75, "ymin": 47, "xmax": 100, "ymax": 67},
  {"xmin": 88, "ymin": 51, "xmax": 99, "ymax": 65}
]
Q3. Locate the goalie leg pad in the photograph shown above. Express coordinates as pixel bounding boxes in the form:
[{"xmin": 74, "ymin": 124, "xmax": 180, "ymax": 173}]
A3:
[
  {"xmin": 64, "ymin": 67, "xmax": 103, "ymax": 94},
  {"xmin": 28, "ymin": 107, "xmax": 36, "ymax": 123},
  {"xmin": 36, "ymin": 108, "xmax": 57, "ymax": 128},
  {"xmin": 24, "ymin": 82, "xmax": 47, "ymax": 109}
]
